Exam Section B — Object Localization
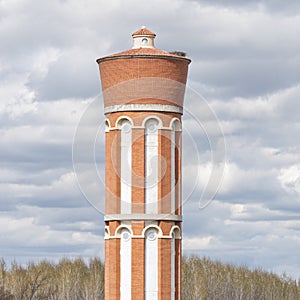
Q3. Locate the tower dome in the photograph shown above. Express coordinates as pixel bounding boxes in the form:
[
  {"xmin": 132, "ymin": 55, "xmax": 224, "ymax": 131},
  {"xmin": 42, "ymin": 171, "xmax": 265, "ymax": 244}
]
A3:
[{"xmin": 132, "ymin": 26, "xmax": 156, "ymax": 49}]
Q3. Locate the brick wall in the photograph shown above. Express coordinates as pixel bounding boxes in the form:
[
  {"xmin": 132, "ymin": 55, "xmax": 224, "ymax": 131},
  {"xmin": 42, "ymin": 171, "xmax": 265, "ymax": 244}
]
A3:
[{"xmin": 100, "ymin": 49, "xmax": 188, "ymax": 300}]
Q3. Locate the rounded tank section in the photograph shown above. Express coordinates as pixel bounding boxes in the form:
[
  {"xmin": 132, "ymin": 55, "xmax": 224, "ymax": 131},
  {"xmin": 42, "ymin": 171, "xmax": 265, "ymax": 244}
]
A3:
[{"xmin": 97, "ymin": 27, "xmax": 191, "ymax": 110}]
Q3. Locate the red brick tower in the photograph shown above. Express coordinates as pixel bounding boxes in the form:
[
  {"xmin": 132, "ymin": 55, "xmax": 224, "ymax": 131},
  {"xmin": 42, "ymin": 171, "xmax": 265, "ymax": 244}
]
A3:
[{"xmin": 97, "ymin": 27, "xmax": 190, "ymax": 300}]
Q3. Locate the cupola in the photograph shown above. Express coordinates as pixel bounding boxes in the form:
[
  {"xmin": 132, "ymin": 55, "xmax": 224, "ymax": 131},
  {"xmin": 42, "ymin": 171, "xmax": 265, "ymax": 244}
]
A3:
[{"xmin": 132, "ymin": 26, "xmax": 156, "ymax": 49}]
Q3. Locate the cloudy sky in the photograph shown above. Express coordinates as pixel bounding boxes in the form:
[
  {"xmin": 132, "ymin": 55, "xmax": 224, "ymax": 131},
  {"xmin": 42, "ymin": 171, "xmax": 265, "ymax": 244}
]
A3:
[{"xmin": 1, "ymin": 0, "xmax": 300, "ymax": 278}]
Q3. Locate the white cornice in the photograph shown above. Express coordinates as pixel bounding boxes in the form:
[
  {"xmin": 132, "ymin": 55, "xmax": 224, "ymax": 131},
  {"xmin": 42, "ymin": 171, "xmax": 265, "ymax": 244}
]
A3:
[
  {"xmin": 104, "ymin": 213, "xmax": 182, "ymax": 221},
  {"xmin": 104, "ymin": 104, "xmax": 183, "ymax": 115}
]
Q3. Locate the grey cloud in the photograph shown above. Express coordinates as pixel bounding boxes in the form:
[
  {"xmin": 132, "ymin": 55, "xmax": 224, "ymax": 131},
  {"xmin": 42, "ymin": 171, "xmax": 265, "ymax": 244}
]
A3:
[
  {"xmin": 0, "ymin": 1, "xmax": 111, "ymax": 101},
  {"xmin": 1, "ymin": 0, "xmax": 300, "ymax": 278},
  {"xmin": 186, "ymin": 0, "xmax": 300, "ymax": 15},
  {"xmin": 27, "ymin": 50, "xmax": 101, "ymax": 101},
  {"xmin": 183, "ymin": 200, "xmax": 300, "ymax": 277},
  {"xmin": 0, "ymin": 202, "xmax": 104, "ymax": 263},
  {"xmin": 16, "ymin": 205, "xmax": 103, "ymax": 233},
  {"xmin": 156, "ymin": 4, "xmax": 300, "ymax": 99},
  {"xmin": 192, "ymin": 59, "xmax": 300, "ymax": 98}
]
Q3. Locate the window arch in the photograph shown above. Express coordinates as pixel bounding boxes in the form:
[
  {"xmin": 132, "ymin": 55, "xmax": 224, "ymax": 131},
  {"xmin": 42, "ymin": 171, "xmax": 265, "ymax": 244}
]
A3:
[
  {"xmin": 170, "ymin": 118, "xmax": 181, "ymax": 131},
  {"xmin": 142, "ymin": 224, "xmax": 163, "ymax": 238},
  {"xmin": 105, "ymin": 119, "xmax": 111, "ymax": 132},
  {"xmin": 116, "ymin": 116, "xmax": 134, "ymax": 128},
  {"xmin": 169, "ymin": 225, "xmax": 181, "ymax": 239},
  {"xmin": 142, "ymin": 115, "xmax": 163, "ymax": 128},
  {"xmin": 104, "ymin": 226, "xmax": 110, "ymax": 239},
  {"xmin": 115, "ymin": 225, "xmax": 133, "ymax": 237}
]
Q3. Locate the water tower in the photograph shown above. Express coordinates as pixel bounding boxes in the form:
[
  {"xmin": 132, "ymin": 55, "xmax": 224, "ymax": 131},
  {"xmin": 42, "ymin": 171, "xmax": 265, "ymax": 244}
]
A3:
[{"xmin": 97, "ymin": 27, "xmax": 190, "ymax": 300}]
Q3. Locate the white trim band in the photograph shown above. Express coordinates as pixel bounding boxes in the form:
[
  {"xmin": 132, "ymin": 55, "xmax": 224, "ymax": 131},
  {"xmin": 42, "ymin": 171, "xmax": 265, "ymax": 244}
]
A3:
[
  {"xmin": 104, "ymin": 104, "xmax": 183, "ymax": 114},
  {"xmin": 104, "ymin": 214, "xmax": 182, "ymax": 221}
]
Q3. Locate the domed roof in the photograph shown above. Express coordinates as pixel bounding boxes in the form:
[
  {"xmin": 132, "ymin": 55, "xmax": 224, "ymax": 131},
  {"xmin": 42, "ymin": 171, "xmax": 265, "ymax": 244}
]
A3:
[
  {"xmin": 97, "ymin": 27, "xmax": 191, "ymax": 63},
  {"xmin": 132, "ymin": 26, "xmax": 156, "ymax": 37}
]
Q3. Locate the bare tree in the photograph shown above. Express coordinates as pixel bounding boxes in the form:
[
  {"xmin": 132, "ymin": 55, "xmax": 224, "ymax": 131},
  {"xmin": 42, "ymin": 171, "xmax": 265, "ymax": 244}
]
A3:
[{"xmin": 0, "ymin": 255, "xmax": 298, "ymax": 300}]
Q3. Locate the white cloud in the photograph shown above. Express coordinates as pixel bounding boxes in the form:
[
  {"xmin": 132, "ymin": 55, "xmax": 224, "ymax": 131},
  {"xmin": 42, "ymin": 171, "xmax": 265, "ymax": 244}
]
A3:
[
  {"xmin": 0, "ymin": 214, "xmax": 100, "ymax": 248},
  {"xmin": 0, "ymin": 211, "xmax": 103, "ymax": 261},
  {"xmin": 183, "ymin": 236, "xmax": 214, "ymax": 250},
  {"xmin": 278, "ymin": 165, "xmax": 300, "ymax": 194},
  {"xmin": 183, "ymin": 199, "xmax": 300, "ymax": 277}
]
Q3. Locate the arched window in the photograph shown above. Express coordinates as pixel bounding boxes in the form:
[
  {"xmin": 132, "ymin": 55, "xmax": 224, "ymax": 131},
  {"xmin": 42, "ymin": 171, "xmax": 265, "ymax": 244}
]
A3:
[
  {"xmin": 144, "ymin": 118, "xmax": 159, "ymax": 214},
  {"xmin": 120, "ymin": 228, "xmax": 131, "ymax": 299},
  {"xmin": 145, "ymin": 228, "xmax": 158, "ymax": 299},
  {"xmin": 170, "ymin": 119, "xmax": 181, "ymax": 214},
  {"xmin": 118, "ymin": 118, "xmax": 132, "ymax": 214},
  {"xmin": 171, "ymin": 231, "xmax": 176, "ymax": 300},
  {"xmin": 170, "ymin": 226, "xmax": 180, "ymax": 300},
  {"xmin": 105, "ymin": 119, "xmax": 110, "ymax": 132},
  {"xmin": 104, "ymin": 227, "xmax": 110, "ymax": 239}
]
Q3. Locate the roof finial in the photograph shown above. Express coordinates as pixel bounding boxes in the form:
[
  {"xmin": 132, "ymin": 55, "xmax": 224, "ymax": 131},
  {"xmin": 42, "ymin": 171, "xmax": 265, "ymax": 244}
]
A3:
[{"xmin": 141, "ymin": 25, "xmax": 146, "ymax": 29}]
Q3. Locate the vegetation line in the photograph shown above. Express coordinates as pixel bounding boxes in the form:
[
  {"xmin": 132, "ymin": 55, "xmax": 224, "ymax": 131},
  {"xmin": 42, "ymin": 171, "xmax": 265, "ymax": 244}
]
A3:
[{"xmin": 0, "ymin": 256, "xmax": 299, "ymax": 299}]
